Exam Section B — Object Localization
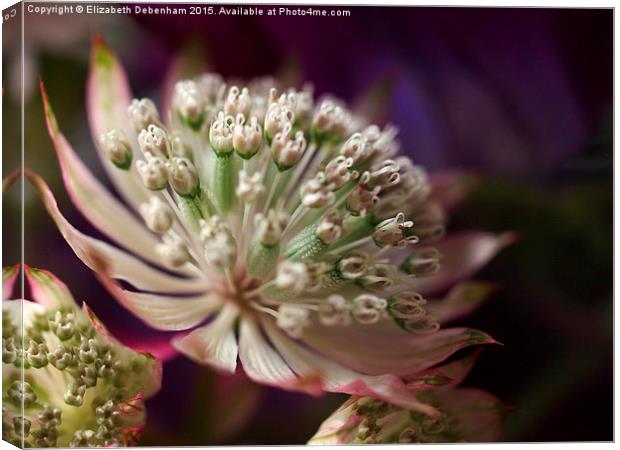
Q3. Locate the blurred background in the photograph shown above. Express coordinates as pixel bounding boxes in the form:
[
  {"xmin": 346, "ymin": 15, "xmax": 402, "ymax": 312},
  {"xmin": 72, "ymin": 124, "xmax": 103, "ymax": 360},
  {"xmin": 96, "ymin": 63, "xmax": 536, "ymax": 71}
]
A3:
[{"xmin": 2, "ymin": 4, "xmax": 612, "ymax": 444}]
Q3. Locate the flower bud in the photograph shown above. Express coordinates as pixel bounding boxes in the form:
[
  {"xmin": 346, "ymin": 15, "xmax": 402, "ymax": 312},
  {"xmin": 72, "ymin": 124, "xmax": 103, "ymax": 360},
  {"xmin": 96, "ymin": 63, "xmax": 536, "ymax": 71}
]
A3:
[
  {"xmin": 128, "ymin": 98, "xmax": 160, "ymax": 132},
  {"xmin": 318, "ymin": 295, "xmax": 351, "ymax": 326},
  {"xmin": 264, "ymin": 90, "xmax": 295, "ymax": 141},
  {"xmin": 325, "ymin": 156, "xmax": 356, "ymax": 190},
  {"xmin": 99, "ymin": 129, "xmax": 132, "ymax": 170},
  {"xmin": 138, "ymin": 124, "xmax": 170, "ymax": 158},
  {"xmin": 340, "ymin": 132, "xmax": 372, "ymax": 166},
  {"xmin": 209, "ymin": 111, "xmax": 235, "ymax": 155},
  {"xmin": 337, "ymin": 251, "xmax": 369, "ymax": 279},
  {"xmin": 236, "ymin": 170, "xmax": 265, "ymax": 203},
  {"xmin": 173, "ymin": 79, "xmax": 205, "ymax": 130},
  {"xmin": 352, "ymin": 294, "xmax": 387, "ymax": 324},
  {"xmin": 168, "ymin": 157, "xmax": 199, "ymax": 197},
  {"xmin": 368, "ymin": 159, "xmax": 401, "ymax": 189},
  {"xmin": 275, "ymin": 261, "xmax": 309, "ymax": 292},
  {"xmin": 300, "ymin": 172, "xmax": 335, "ymax": 208},
  {"xmin": 255, "ymin": 209, "xmax": 288, "ymax": 246},
  {"xmin": 277, "ymin": 305, "xmax": 311, "ymax": 338},
  {"xmin": 373, "ymin": 212, "xmax": 417, "ymax": 248},
  {"xmin": 139, "ymin": 196, "xmax": 174, "ymax": 233},
  {"xmin": 271, "ymin": 125, "xmax": 307, "ymax": 170},
  {"xmin": 156, "ymin": 233, "xmax": 191, "ymax": 267},
  {"xmin": 136, "ymin": 152, "xmax": 169, "ymax": 190},
  {"xmin": 346, "ymin": 176, "xmax": 380, "ymax": 216},
  {"xmin": 204, "ymin": 232, "xmax": 237, "ymax": 270},
  {"xmin": 224, "ymin": 86, "xmax": 252, "ymax": 118},
  {"xmin": 233, "ymin": 115, "xmax": 263, "ymax": 159},
  {"xmin": 316, "ymin": 211, "xmax": 344, "ymax": 244},
  {"xmin": 312, "ymin": 100, "xmax": 349, "ymax": 142}
]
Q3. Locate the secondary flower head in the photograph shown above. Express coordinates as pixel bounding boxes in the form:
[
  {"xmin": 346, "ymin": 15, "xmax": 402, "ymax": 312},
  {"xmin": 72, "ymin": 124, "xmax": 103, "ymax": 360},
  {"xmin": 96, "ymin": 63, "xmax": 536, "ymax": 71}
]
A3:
[
  {"xmin": 2, "ymin": 265, "xmax": 161, "ymax": 447},
  {"xmin": 32, "ymin": 37, "xmax": 513, "ymax": 416},
  {"xmin": 308, "ymin": 353, "xmax": 504, "ymax": 444}
]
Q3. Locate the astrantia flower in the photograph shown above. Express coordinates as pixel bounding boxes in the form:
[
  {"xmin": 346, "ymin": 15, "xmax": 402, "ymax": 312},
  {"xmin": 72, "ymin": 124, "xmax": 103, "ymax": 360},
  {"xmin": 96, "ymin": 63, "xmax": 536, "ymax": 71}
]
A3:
[
  {"xmin": 30, "ymin": 37, "xmax": 513, "ymax": 414},
  {"xmin": 1, "ymin": 265, "xmax": 161, "ymax": 447},
  {"xmin": 308, "ymin": 352, "xmax": 504, "ymax": 444}
]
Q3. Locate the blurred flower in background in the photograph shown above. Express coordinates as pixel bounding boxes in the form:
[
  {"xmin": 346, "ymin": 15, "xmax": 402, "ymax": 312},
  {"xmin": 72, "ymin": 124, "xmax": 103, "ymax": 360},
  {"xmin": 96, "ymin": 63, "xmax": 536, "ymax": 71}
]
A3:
[{"xmin": 5, "ymin": 4, "xmax": 612, "ymax": 445}]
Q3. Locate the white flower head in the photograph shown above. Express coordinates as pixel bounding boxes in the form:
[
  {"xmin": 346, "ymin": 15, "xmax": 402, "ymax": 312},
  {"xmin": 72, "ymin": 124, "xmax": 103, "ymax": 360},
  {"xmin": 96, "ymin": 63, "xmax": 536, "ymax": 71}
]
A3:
[{"xmin": 36, "ymin": 45, "xmax": 510, "ymax": 419}]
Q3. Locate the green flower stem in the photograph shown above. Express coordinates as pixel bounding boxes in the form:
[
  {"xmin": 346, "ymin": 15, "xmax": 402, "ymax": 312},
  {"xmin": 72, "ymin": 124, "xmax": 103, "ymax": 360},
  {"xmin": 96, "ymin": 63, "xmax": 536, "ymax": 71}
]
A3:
[
  {"xmin": 246, "ymin": 238, "xmax": 280, "ymax": 278},
  {"xmin": 211, "ymin": 153, "xmax": 236, "ymax": 214}
]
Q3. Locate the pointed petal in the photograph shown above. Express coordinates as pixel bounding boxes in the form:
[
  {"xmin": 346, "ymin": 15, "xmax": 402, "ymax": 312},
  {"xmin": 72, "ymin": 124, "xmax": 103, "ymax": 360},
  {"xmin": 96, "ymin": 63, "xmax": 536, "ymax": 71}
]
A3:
[
  {"xmin": 172, "ymin": 305, "xmax": 238, "ymax": 372},
  {"xmin": 41, "ymin": 81, "xmax": 175, "ymax": 271},
  {"xmin": 429, "ymin": 170, "xmax": 480, "ymax": 212},
  {"xmin": 302, "ymin": 322, "xmax": 497, "ymax": 377},
  {"xmin": 160, "ymin": 38, "xmax": 209, "ymax": 124},
  {"xmin": 26, "ymin": 170, "xmax": 207, "ymax": 293},
  {"xmin": 405, "ymin": 350, "xmax": 481, "ymax": 389},
  {"xmin": 426, "ymin": 282, "xmax": 498, "ymax": 324},
  {"xmin": 263, "ymin": 319, "xmax": 439, "ymax": 415},
  {"xmin": 24, "ymin": 265, "xmax": 76, "ymax": 309},
  {"xmin": 2, "ymin": 265, "xmax": 19, "ymax": 300},
  {"xmin": 86, "ymin": 35, "xmax": 151, "ymax": 210},
  {"xmin": 92, "ymin": 264, "xmax": 220, "ymax": 331},
  {"xmin": 410, "ymin": 232, "xmax": 517, "ymax": 296}
]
